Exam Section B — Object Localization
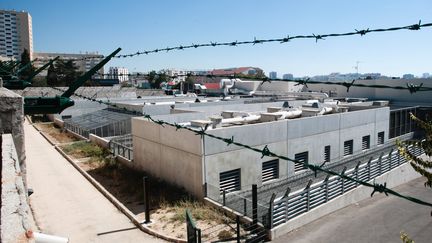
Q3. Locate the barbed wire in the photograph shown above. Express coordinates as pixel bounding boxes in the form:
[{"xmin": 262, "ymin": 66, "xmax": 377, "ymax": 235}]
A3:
[
  {"xmin": 66, "ymin": 20, "xmax": 431, "ymax": 61},
  {"xmin": 50, "ymin": 86, "xmax": 432, "ymax": 209},
  {"xmin": 93, "ymin": 72, "xmax": 432, "ymax": 94}
]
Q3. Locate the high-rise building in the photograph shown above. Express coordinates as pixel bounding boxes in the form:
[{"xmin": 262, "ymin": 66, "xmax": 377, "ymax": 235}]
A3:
[
  {"xmin": 269, "ymin": 71, "xmax": 277, "ymax": 79},
  {"xmin": 109, "ymin": 67, "xmax": 129, "ymax": 82},
  {"xmin": 282, "ymin": 73, "xmax": 294, "ymax": 80},
  {"xmin": 0, "ymin": 10, "xmax": 33, "ymax": 60}
]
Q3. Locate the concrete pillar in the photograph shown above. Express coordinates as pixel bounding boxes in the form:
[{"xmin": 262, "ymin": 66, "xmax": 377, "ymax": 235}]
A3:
[{"xmin": 0, "ymin": 88, "xmax": 26, "ymax": 187}]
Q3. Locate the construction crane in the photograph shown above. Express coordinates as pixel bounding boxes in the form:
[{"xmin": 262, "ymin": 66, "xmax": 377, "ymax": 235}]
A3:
[
  {"xmin": 353, "ymin": 61, "xmax": 362, "ymax": 77},
  {"xmin": 24, "ymin": 48, "xmax": 121, "ymax": 115}
]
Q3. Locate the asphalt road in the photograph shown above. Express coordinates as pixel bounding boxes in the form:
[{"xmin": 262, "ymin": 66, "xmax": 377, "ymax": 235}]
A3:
[
  {"xmin": 25, "ymin": 120, "xmax": 164, "ymax": 243},
  {"xmin": 273, "ymin": 177, "xmax": 432, "ymax": 243}
]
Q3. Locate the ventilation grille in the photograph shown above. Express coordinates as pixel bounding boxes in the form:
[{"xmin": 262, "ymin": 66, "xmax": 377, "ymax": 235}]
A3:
[
  {"xmin": 294, "ymin": 152, "xmax": 308, "ymax": 172},
  {"xmin": 362, "ymin": 135, "xmax": 370, "ymax": 150},
  {"xmin": 219, "ymin": 169, "xmax": 241, "ymax": 193},
  {"xmin": 262, "ymin": 159, "xmax": 279, "ymax": 183},
  {"xmin": 378, "ymin": 132, "xmax": 385, "ymax": 145},
  {"xmin": 344, "ymin": 140, "xmax": 353, "ymax": 156},
  {"xmin": 324, "ymin": 145, "xmax": 331, "ymax": 163}
]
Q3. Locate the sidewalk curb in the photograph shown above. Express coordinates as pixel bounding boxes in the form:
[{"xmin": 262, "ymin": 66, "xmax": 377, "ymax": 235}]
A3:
[
  {"xmin": 38, "ymin": 131, "xmax": 56, "ymax": 146},
  {"xmin": 54, "ymin": 146, "xmax": 186, "ymax": 243}
]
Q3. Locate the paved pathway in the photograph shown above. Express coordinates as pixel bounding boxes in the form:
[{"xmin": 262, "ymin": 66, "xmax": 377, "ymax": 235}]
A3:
[
  {"xmin": 274, "ymin": 177, "xmax": 432, "ymax": 243},
  {"xmin": 25, "ymin": 120, "xmax": 165, "ymax": 243}
]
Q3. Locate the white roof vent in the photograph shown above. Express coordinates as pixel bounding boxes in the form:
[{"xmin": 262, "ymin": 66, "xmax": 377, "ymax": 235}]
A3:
[{"xmin": 190, "ymin": 120, "xmax": 212, "ymax": 129}]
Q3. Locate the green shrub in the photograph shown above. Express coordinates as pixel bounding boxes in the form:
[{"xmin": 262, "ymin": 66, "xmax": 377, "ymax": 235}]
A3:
[{"xmin": 62, "ymin": 141, "xmax": 109, "ymax": 159}]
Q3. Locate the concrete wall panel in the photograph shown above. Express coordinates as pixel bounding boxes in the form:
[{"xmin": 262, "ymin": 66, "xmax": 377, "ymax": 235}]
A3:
[
  {"xmin": 160, "ymin": 125, "xmax": 203, "ymax": 155},
  {"xmin": 205, "ymin": 120, "xmax": 287, "ymax": 155},
  {"xmin": 287, "ymin": 115, "xmax": 340, "ymax": 139},
  {"xmin": 204, "ymin": 142, "xmax": 287, "ymax": 199}
]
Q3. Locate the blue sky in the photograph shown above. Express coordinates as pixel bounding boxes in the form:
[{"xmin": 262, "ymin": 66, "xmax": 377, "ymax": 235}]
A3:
[{"xmin": 2, "ymin": 0, "xmax": 432, "ymax": 77}]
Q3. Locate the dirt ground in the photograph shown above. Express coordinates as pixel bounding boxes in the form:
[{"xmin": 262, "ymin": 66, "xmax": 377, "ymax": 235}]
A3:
[
  {"xmin": 34, "ymin": 122, "xmax": 78, "ymax": 144},
  {"xmin": 58, "ymin": 144, "xmax": 241, "ymax": 242},
  {"xmin": 85, "ymin": 162, "xmax": 240, "ymax": 241}
]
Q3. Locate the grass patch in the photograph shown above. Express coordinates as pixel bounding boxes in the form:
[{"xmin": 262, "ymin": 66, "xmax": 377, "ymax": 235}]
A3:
[
  {"xmin": 166, "ymin": 200, "xmax": 228, "ymax": 224},
  {"xmin": 61, "ymin": 141, "xmax": 111, "ymax": 162}
]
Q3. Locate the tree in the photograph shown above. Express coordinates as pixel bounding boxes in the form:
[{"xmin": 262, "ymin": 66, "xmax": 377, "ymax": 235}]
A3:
[
  {"xmin": 46, "ymin": 63, "xmax": 57, "ymax": 86},
  {"xmin": 63, "ymin": 60, "xmax": 80, "ymax": 86},
  {"xmin": 397, "ymin": 113, "xmax": 432, "ymax": 187},
  {"xmin": 147, "ymin": 70, "xmax": 169, "ymax": 89},
  {"xmin": 184, "ymin": 76, "xmax": 195, "ymax": 92},
  {"xmin": 48, "ymin": 59, "xmax": 81, "ymax": 86},
  {"xmin": 18, "ymin": 49, "xmax": 35, "ymax": 80}
]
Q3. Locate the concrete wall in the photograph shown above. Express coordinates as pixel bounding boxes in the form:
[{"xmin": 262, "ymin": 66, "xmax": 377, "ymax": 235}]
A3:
[
  {"xmin": 203, "ymin": 107, "xmax": 389, "ymax": 197},
  {"xmin": 132, "ymin": 117, "xmax": 204, "ymax": 197},
  {"xmin": 307, "ymin": 78, "xmax": 432, "ymax": 105},
  {"xmin": 132, "ymin": 103, "xmax": 389, "ymax": 198},
  {"xmin": 0, "ymin": 88, "xmax": 26, "ymax": 182},
  {"xmin": 1, "ymin": 134, "xmax": 35, "ymax": 243},
  {"xmin": 287, "ymin": 107, "xmax": 389, "ymax": 173},
  {"xmin": 89, "ymin": 134, "xmax": 109, "ymax": 148}
]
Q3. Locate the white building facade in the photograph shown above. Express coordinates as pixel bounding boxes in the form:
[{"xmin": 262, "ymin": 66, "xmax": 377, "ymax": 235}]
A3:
[
  {"xmin": 33, "ymin": 52, "xmax": 104, "ymax": 76},
  {"xmin": 0, "ymin": 10, "xmax": 33, "ymax": 60},
  {"xmin": 109, "ymin": 67, "xmax": 129, "ymax": 82}
]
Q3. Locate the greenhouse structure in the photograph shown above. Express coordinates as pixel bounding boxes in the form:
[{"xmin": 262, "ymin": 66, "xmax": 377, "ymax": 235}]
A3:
[{"xmin": 64, "ymin": 109, "xmax": 136, "ymax": 138}]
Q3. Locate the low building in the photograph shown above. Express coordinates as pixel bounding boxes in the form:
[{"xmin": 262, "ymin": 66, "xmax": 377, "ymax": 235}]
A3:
[
  {"xmin": 109, "ymin": 67, "xmax": 129, "ymax": 83},
  {"xmin": 305, "ymin": 78, "xmax": 432, "ymax": 107},
  {"xmin": 282, "ymin": 73, "xmax": 294, "ymax": 80},
  {"xmin": 90, "ymin": 78, "xmax": 120, "ymax": 86},
  {"xmin": 165, "ymin": 69, "xmax": 186, "ymax": 83},
  {"xmin": 33, "ymin": 52, "xmax": 104, "ymax": 76},
  {"xmin": 130, "ymin": 98, "xmax": 410, "ymax": 198}
]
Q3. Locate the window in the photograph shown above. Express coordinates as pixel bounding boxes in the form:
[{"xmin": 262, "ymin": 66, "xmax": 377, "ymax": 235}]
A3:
[
  {"xmin": 219, "ymin": 168, "xmax": 241, "ymax": 193},
  {"xmin": 324, "ymin": 145, "xmax": 331, "ymax": 163},
  {"xmin": 378, "ymin": 132, "xmax": 385, "ymax": 145},
  {"xmin": 362, "ymin": 135, "xmax": 370, "ymax": 150},
  {"xmin": 294, "ymin": 151, "xmax": 309, "ymax": 172},
  {"xmin": 344, "ymin": 140, "xmax": 353, "ymax": 156},
  {"xmin": 262, "ymin": 159, "xmax": 279, "ymax": 183}
]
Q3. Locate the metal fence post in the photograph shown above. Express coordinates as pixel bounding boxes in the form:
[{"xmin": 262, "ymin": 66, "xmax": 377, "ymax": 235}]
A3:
[
  {"xmin": 222, "ymin": 189, "xmax": 226, "ymax": 206},
  {"xmin": 252, "ymin": 184, "xmax": 258, "ymax": 231},
  {"xmin": 305, "ymin": 179, "xmax": 312, "ymax": 212},
  {"xmin": 341, "ymin": 167, "xmax": 347, "ymax": 194},
  {"xmin": 388, "ymin": 149, "xmax": 393, "ymax": 170},
  {"xmin": 284, "ymin": 188, "xmax": 291, "ymax": 222},
  {"xmin": 197, "ymin": 229, "xmax": 201, "ymax": 243},
  {"xmin": 367, "ymin": 158, "xmax": 372, "ymax": 181},
  {"xmin": 243, "ymin": 198, "xmax": 247, "ymax": 216},
  {"xmin": 268, "ymin": 193, "xmax": 276, "ymax": 229},
  {"xmin": 378, "ymin": 152, "xmax": 383, "ymax": 175},
  {"xmin": 143, "ymin": 176, "xmax": 151, "ymax": 223},
  {"xmin": 397, "ymin": 149, "xmax": 401, "ymax": 165},
  {"xmin": 236, "ymin": 215, "xmax": 240, "ymax": 243},
  {"xmin": 324, "ymin": 175, "xmax": 330, "ymax": 202},
  {"xmin": 355, "ymin": 162, "xmax": 361, "ymax": 187}
]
